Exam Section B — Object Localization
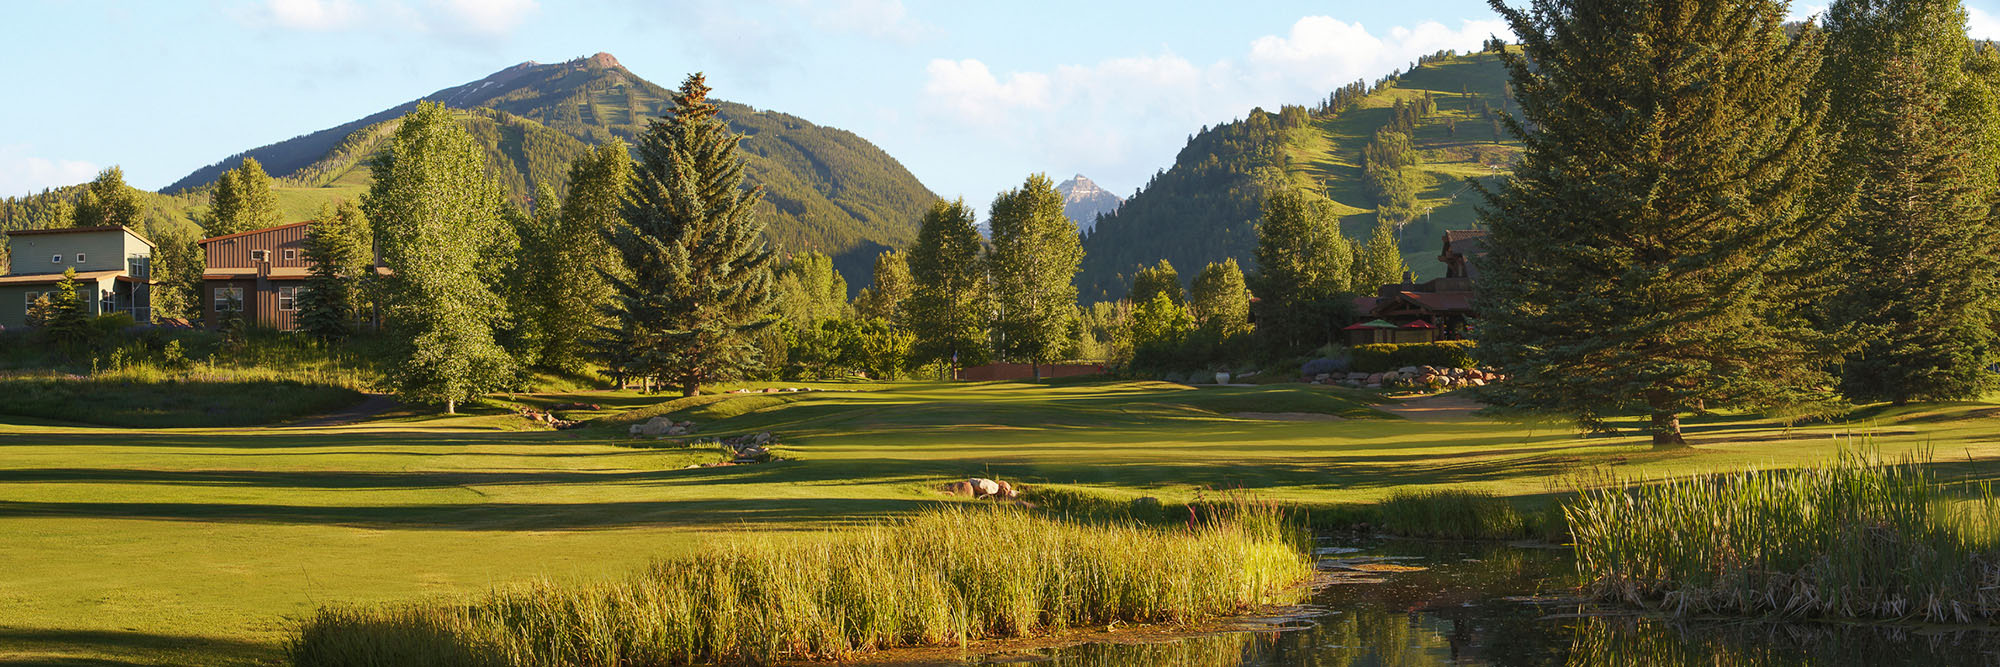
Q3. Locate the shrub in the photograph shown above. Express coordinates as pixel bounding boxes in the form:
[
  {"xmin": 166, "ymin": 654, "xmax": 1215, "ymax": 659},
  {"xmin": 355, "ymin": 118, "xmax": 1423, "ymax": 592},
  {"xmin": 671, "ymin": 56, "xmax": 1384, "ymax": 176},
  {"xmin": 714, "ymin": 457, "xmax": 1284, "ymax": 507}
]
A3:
[
  {"xmin": 1350, "ymin": 340, "xmax": 1478, "ymax": 372},
  {"xmin": 1300, "ymin": 357, "xmax": 1348, "ymax": 377}
]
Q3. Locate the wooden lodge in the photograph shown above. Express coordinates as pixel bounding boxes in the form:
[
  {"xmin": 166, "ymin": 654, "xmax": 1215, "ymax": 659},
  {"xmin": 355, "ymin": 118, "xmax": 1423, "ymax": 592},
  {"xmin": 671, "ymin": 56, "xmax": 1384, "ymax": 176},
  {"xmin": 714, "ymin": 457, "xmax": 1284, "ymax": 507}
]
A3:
[
  {"xmin": 198, "ymin": 221, "xmax": 315, "ymax": 330},
  {"xmin": 1347, "ymin": 229, "xmax": 1485, "ymax": 345}
]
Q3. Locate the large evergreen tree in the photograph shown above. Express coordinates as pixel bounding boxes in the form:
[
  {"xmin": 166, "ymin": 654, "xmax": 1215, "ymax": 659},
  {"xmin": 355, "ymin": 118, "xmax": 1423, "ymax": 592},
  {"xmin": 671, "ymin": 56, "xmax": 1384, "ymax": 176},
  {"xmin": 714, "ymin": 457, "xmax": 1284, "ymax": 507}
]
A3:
[
  {"xmin": 987, "ymin": 174, "xmax": 1084, "ymax": 375},
  {"xmin": 1821, "ymin": 0, "xmax": 1999, "ymax": 403},
  {"xmin": 1477, "ymin": 0, "xmax": 1842, "ymax": 447},
  {"xmin": 208, "ymin": 158, "xmax": 282, "ymax": 236},
  {"xmin": 512, "ymin": 144, "xmax": 631, "ymax": 371},
  {"xmin": 41, "ymin": 268, "xmax": 91, "ymax": 349},
  {"xmin": 1250, "ymin": 188, "xmax": 1352, "ymax": 353},
  {"xmin": 905, "ymin": 198, "xmax": 991, "ymax": 376},
  {"xmin": 365, "ymin": 101, "xmax": 517, "ymax": 413},
  {"xmin": 605, "ymin": 73, "xmax": 777, "ymax": 396},
  {"xmin": 296, "ymin": 200, "xmax": 370, "ymax": 340}
]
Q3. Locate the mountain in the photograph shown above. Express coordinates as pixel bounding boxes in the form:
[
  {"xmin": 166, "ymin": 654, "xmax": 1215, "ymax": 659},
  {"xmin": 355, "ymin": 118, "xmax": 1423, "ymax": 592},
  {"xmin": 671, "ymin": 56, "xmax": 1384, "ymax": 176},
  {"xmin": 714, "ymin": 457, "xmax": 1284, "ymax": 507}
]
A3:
[
  {"xmin": 1054, "ymin": 174, "xmax": 1123, "ymax": 233},
  {"xmin": 1076, "ymin": 50, "xmax": 1523, "ymax": 302},
  {"xmin": 167, "ymin": 53, "xmax": 935, "ymax": 286}
]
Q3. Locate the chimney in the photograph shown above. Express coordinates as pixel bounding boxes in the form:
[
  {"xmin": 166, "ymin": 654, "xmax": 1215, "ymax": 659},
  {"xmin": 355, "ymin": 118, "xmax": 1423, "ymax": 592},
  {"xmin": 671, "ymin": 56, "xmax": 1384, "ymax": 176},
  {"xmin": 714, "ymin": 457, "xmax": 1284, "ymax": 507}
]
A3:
[{"xmin": 1402, "ymin": 271, "xmax": 1413, "ymax": 285}]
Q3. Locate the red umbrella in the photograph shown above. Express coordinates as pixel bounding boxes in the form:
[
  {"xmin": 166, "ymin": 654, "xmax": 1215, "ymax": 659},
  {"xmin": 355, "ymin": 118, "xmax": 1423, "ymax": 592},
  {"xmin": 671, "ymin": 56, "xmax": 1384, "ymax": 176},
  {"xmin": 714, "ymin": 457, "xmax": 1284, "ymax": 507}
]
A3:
[{"xmin": 1402, "ymin": 320, "xmax": 1435, "ymax": 328}]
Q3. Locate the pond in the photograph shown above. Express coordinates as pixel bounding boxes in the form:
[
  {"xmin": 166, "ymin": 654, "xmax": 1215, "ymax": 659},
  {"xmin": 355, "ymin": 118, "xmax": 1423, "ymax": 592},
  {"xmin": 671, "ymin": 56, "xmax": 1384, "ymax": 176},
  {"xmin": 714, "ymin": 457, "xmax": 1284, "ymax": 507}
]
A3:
[{"xmin": 971, "ymin": 538, "xmax": 2000, "ymax": 666}]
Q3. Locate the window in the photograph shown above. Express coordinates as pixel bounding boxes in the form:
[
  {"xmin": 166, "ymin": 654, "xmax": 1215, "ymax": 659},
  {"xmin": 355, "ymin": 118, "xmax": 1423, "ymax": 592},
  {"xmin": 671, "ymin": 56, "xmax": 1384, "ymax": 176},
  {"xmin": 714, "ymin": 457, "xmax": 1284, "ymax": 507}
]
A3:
[
  {"xmin": 24, "ymin": 291, "xmax": 42, "ymax": 307},
  {"xmin": 214, "ymin": 287, "xmax": 244, "ymax": 313},
  {"xmin": 51, "ymin": 254, "xmax": 61, "ymax": 264},
  {"xmin": 278, "ymin": 286, "xmax": 297, "ymax": 312},
  {"xmin": 283, "ymin": 248, "xmax": 297, "ymax": 261},
  {"xmin": 252, "ymin": 249, "xmax": 269, "ymax": 262}
]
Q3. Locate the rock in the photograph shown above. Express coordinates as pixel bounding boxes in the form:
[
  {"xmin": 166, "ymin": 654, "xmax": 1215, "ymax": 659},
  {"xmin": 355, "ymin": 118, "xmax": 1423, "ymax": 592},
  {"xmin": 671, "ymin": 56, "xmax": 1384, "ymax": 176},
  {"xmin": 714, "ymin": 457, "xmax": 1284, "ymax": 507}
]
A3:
[
  {"xmin": 753, "ymin": 431, "xmax": 773, "ymax": 445},
  {"xmin": 994, "ymin": 480, "xmax": 1016, "ymax": 499},
  {"xmin": 1314, "ymin": 373, "xmax": 1332, "ymax": 383},
  {"xmin": 1133, "ymin": 496, "xmax": 1162, "ymax": 512},
  {"xmin": 628, "ymin": 424, "xmax": 644, "ymax": 436},
  {"xmin": 1366, "ymin": 373, "xmax": 1384, "ymax": 385},
  {"xmin": 1348, "ymin": 372, "xmax": 1369, "ymax": 381},
  {"xmin": 637, "ymin": 416, "xmax": 677, "ymax": 436},
  {"xmin": 1398, "ymin": 366, "xmax": 1421, "ymax": 375},
  {"xmin": 1470, "ymin": 378, "xmax": 1487, "ymax": 387},
  {"xmin": 967, "ymin": 478, "xmax": 1001, "ymax": 497},
  {"xmin": 942, "ymin": 481, "xmax": 975, "ymax": 497}
]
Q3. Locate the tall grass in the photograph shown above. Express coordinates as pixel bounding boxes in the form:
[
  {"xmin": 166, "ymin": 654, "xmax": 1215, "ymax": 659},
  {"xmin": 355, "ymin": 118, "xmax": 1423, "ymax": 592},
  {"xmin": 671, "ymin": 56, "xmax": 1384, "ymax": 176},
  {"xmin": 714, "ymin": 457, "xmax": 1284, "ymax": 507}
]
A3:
[
  {"xmin": 288, "ymin": 505, "xmax": 1313, "ymax": 666},
  {"xmin": 1567, "ymin": 449, "xmax": 2000, "ymax": 622},
  {"xmin": 1375, "ymin": 489, "xmax": 1531, "ymax": 539}
]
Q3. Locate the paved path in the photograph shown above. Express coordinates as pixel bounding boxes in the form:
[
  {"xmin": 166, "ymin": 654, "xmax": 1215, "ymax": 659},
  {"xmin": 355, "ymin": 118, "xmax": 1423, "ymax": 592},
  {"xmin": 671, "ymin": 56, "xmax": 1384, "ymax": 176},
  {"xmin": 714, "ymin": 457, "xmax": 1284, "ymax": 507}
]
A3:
[
  {"xmin": 1377, "ymin": 393, "xmax": 1486, "ymax": 422},
  {"xmin": 290, "ymin": 393, "xmax": 399, "ymax": 428}
]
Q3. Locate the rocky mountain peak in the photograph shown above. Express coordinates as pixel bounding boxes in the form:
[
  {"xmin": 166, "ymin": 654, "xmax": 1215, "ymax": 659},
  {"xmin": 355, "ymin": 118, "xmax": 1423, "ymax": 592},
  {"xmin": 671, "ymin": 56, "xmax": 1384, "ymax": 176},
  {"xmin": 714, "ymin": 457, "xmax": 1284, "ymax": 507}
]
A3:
[{"xmin": 1055, "ymin": 174, "xmax": 1123, "ymax": 233}]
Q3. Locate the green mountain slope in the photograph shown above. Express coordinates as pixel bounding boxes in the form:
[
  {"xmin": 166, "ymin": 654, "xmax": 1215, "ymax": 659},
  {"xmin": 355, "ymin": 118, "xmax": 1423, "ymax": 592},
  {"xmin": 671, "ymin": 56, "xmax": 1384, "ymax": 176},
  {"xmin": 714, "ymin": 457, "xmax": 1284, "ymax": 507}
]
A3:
[
  {"xmin": 167, "ymin": 53, "xmax": 935, "ymax": 283},
  {"xmin": 1077, "ymin": 51, "xmax": 1524, "ymax": 302}
]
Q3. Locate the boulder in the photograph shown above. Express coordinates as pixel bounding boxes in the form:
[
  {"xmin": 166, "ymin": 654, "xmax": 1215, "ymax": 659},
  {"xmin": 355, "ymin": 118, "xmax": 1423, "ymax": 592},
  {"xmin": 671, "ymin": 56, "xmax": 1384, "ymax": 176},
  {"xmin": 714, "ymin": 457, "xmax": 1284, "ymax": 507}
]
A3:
[
  {"xmin": 1366, "ymin": 373, "xmax": 1385, "ymax": 385},
  {"xmin": 1347, "ymin": 372, "xmax": 1369, "ymax": 381},
  {"xmin": 942, "ymin": 481, "xmax": 975, "ymax": 497},
  {"xmin": 637, "ymin": 416, "xmax": 677, "ymax": 437},
  {"xmin": 968, "ymin": 478, "xmax": 1001, "ymax": 497},
  {"xmin": 994, "ymin": 480, "xmax": 1016, "ymax": 499},
  {"xmin": 1398, "ymin": 366, "xmax": 1420, "ymax": 376},
  {"xmin": 1314, "ymin": 373, "xmax": 1332, "ymax": 383},
  {"xmin": 753, "ymin": 431, "xmax": 773, "ymax": 445}
]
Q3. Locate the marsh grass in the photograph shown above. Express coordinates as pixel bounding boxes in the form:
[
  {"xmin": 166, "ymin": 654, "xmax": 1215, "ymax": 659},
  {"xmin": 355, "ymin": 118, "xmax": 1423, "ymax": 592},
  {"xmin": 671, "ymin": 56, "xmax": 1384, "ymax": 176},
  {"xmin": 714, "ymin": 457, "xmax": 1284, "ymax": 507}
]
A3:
[
  {"xmin": 1567, "ymin": 449, "xmax": 2000, "ymax": 622},
  {"xmin": 1375, "ymin": 489, "xmax": 1531, "ymax": 539},
  {"xmin": 288, "ymin": 505, "xmax": 1313, "ymax": 666}
]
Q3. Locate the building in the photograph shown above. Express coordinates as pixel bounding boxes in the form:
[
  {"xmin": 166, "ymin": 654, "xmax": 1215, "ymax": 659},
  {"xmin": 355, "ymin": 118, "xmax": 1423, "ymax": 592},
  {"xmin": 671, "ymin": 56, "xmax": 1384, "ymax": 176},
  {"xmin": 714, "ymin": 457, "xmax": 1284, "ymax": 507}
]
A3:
[
  {"xmin": 1348, "ymin": 229, "xmax": 1486, "ymax": 344},
  {"xmin": 199, "ymin": 221, "xmax": 314, "ymax": 330},
  {"xmin": 0, "ymin": 226, "xmax": 154, "ymax": 329}
]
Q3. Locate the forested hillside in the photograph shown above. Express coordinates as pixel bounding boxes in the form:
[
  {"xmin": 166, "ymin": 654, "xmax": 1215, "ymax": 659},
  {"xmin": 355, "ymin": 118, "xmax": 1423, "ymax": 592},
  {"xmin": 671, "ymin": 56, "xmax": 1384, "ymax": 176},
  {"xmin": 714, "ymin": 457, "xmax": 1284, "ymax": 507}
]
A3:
[
  {"xmin": 166, "ymin": 53, "xmax": 935, "ymax": 283},
  {"xmin": 1077, "ymin": 49, "xmax": 1524, "ymax": 301}
]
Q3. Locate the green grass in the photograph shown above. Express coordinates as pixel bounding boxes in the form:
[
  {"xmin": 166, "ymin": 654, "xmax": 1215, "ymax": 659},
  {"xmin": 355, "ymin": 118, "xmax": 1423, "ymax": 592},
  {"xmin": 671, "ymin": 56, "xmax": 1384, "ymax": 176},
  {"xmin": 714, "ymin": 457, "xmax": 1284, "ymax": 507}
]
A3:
[
  {"xmin": 1568, "ymin": 447, "xmax": 2000, "ymax": 622},
  {"xmin": 287, "ymin": 505, "xmax": 1310, "ymax": 665},
  {"xmin": 2, "ymin": 380, "xmax": 1998, "ymax": 663}
]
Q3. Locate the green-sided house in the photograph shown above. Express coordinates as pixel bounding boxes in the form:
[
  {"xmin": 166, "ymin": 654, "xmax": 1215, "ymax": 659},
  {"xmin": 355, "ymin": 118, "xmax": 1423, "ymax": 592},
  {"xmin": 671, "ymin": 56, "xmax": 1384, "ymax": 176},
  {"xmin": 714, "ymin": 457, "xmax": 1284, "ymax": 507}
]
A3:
[{"xmin": 0, "ymin": 226, "xmax": 154, "ymax": 330}]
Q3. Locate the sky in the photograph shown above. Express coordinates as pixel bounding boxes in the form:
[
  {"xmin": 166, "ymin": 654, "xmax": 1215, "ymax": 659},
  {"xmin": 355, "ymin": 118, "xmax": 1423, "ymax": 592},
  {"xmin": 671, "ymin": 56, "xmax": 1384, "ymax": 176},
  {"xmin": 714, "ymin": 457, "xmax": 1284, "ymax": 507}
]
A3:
[{"xmin": 4, "ymin": 0, "xmax": 1999, "ymax": 205}]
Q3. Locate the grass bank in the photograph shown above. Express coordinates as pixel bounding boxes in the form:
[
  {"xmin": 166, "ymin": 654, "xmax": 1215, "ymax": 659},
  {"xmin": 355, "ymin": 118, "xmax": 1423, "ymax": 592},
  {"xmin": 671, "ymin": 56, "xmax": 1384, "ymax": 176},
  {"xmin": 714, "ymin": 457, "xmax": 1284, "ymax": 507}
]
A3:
[
  {"xmin": 1568, "ymin": 449, "xmax": 2000, "ymax": 622},
  {"xmin": 288, "ymin": 505, "xmax": 1312, "ymax": 666}
]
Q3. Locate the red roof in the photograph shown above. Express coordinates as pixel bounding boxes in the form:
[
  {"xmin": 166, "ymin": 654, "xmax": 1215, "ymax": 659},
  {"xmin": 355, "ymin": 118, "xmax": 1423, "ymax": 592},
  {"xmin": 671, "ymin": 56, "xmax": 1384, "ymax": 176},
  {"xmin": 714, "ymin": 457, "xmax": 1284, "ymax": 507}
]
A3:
[{"xmin": 1402, "ymin": 319, "xmax": 1435, "ymax": 328}]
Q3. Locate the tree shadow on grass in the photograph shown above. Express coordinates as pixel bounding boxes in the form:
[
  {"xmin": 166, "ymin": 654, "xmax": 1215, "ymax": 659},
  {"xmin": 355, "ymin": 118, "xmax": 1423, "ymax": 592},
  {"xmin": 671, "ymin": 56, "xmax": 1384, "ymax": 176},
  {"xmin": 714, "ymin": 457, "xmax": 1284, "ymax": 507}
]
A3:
[
  {"xmin": 0, "ymin": 496, "xmax": 940, "ymax": 531},
  {"xmin": 0, "ymin": 626, "xmax": 270, "ymax": 666}
]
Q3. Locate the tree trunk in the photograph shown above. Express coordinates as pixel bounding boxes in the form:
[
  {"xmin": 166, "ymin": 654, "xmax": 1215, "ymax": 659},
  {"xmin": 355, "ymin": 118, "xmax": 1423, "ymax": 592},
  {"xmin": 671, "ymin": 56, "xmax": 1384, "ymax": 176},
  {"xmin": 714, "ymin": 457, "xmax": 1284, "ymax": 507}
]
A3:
[
  {"xmin": 1032, "ymin": 362, "xmax": 1042, "ymax": 382},
  {"xmin": 446, "ymin": 398, "xmax": 456, "ymax": 415},
  {"xmin": 682, "ymin": 383, "xmax": 699, "ymax": 398},
  {"xmin": 1647, "ymin": 393, "xmax": 1685, "ymax": 449}
]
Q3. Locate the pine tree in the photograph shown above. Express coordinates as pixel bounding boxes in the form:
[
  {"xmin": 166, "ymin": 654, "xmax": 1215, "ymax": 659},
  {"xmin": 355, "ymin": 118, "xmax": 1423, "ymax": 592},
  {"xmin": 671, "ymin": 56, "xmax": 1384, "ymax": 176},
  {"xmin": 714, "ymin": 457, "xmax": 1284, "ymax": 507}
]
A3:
[
  {"xmin": 1821, "ymin": 0, "xmax": 1999, "ymax": 404},
  {"xmin": 1190, "ymin": 257, "xmax": 1251, "ymax": 338},
  {"xmin": 73, "ymin": 167, "xmax": 142, "ymax": 229},
  {"xmin": 605, "ymin": 73, "xmax": 777, "ymax": 396},
  {"xmin": 853, "ymin": 250, "xmax": 913, "ymax": 324},
  {"xmin": 365, "ymin": 101, "xmax": 518, "ymax": 414},
  {"xmin": 296, "ymin": 200, "xmax": 369, "ymax": 340},
  {"xmin": 1477, "ymin": 0, "xmax": 1841, "ymax": 447},
  {"xmin": 1353, "ymin": 218, "xmax": 1408, "ymax": 289},
  {"xmin": 42, "ymin": 268, "xmax": 91, "ymax": 348},
  {"xmin": 1129, "ymin": 259, "xmax": 1183, "ymax": 307},
  {"xmin": 209, "ymin": 158, "xmax": 282, "ymax": 235},
  {"xmin": 1251, "ymin": 188, "xmax": 1352, "ymax": 353},
  {"xmin": 988, "ymin": 174, "xmax": 1084, "ymax": 376},
  {"xmin": 905, "ymin": 198, "xmax": 991, "ymax": 376}
]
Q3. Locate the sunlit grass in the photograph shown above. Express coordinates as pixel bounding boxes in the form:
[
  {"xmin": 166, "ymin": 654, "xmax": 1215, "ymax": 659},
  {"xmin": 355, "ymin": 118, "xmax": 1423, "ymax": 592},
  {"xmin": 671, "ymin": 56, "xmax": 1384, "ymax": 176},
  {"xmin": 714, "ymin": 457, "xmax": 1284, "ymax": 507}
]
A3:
[{"xmin": 288, "ymin": 505, "xmax": 1313, "ymax": 666}]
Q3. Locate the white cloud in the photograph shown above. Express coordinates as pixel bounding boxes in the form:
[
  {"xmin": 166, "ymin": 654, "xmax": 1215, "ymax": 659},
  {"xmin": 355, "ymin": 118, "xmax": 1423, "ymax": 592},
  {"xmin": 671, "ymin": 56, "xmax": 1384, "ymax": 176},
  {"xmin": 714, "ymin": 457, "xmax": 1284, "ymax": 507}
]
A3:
[
  {"xmin": 813, "ymin": 0, "xmax": 934, "ymax": 42},
  {"xmin": 1969, "ymin": 7, "xmax": 2000, "ymax": 41},
  {"xmin": 917, "ymin": 16, "xmax": 1509, "ymax": 195},
  {"xmin": 264, "ymin": 0, "xmax": 363, "ymax": 30},
  {"xmin": 431, "ymin": 0, "xmax": 538, "ymax": 36},
  {"xmin": 0, "ymin": 146, "xmax": 99, "ymax": 197}
]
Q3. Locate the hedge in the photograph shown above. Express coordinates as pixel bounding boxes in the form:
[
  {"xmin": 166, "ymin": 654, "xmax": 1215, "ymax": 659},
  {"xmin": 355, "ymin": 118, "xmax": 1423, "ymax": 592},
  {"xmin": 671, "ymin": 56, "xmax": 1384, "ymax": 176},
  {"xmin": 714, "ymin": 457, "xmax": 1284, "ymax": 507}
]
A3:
[{"xmin": 1350, "ymin": 340, "xmax": 1478, "ymax": 372}]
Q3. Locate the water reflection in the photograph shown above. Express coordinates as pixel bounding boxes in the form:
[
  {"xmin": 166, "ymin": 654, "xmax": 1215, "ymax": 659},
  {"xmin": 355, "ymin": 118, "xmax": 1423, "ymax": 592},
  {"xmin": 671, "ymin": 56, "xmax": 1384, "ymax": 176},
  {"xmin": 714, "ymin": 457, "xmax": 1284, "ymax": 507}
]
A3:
[{"xmin": 983, "ymin": 540, "xmax": 2000, "ymax": 666}]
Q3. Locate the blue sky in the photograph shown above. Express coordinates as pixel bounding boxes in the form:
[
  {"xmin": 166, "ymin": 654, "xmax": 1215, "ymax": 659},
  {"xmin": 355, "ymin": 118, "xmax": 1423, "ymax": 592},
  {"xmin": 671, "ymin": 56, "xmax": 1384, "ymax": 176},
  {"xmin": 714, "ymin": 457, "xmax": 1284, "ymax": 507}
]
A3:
[{"xmin": 4, "ymin": 0, "xmax": 1998, "ymax": 205}]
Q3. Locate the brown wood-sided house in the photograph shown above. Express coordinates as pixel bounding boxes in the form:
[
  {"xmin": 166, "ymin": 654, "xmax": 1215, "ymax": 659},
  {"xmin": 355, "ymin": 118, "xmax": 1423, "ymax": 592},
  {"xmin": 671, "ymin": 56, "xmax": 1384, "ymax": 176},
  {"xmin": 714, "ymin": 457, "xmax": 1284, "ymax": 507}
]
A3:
[
  {"xmin": 1348, "ymin": 229, "xmax": 1486, "ymax": 345},
  {"xmin": 199, "ymin": 221, "xmax": 314, "ymax": 330}
]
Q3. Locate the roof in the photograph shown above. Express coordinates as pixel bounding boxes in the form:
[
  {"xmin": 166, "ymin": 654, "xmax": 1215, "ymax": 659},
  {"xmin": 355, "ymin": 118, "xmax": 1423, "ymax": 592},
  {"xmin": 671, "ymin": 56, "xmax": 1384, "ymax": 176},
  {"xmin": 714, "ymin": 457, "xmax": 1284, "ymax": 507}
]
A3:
[
  {"xmin": 198, "ymin": 220, "xmax": 313, "ymax": 246},
  {"xmin": 4, "ymin": 225, "xmax": 155, "ymax": 249},
  {"xmin": 1390, "ymin": 290, "xmax": 1474, "ymax": 312},
  {"xmin": 1443, "ymin": 229, "xmax": 1489, "ymax": 243},
  {"xmin": 0, "ymin": 270, "xmax": 125, "ymax": 286}
]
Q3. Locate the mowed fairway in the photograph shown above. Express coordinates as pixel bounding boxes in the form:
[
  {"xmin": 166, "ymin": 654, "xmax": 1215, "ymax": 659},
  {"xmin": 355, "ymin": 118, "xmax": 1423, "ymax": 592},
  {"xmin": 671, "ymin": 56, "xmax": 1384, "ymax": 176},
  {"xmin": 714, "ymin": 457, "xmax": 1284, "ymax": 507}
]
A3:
[{"xmin": 3, "ymin": 380, "xmax": 1999, "ymax": 664}]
